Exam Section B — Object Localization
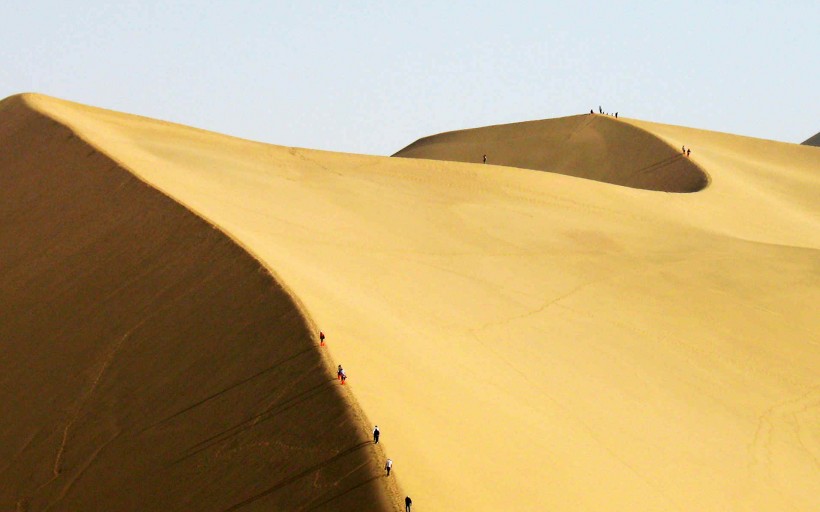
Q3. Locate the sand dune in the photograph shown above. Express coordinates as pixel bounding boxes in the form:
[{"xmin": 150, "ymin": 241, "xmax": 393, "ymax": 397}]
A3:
[
  {"xmin": 393, "ymin": 114, "xmax": 709, "ymax": 192},
  {"xmin": 802, "ymin": 132, "xmax": 820, "ymax": 146},
  {"xmin": 3, "ymin": 94, "xmax": 819, "ymax": 511},
  {"xmin": 0, "ymin": 96, "xmax": 396, "ymax": 511}
]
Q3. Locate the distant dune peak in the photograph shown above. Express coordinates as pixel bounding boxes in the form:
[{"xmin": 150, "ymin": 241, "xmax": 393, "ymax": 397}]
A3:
[
  {"xmin": 393, "ymin": 114, "xmax": 710, "ymax": 193},
  {"xmin": 801, "ymin": 131, "xmax": 820, "ymax": 147}
]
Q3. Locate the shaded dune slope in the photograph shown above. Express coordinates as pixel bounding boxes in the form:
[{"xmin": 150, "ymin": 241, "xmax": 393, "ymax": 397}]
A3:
[
  {"xmin": 802, "ymin": 131, "xmax": 820, "ymax": 146},
  {"xmin": 0, "ymin": 96, "xmax": 394, "ymax": 511},
  {"xmin": 393, "ymin": 114, "xmax": 709, "ymax": 192}
]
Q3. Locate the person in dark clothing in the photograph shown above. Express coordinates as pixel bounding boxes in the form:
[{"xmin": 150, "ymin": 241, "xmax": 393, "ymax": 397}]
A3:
[
  {"xmin": 337, "ymin": 365, "xmax": 343, "ymax": 380},
  {"xmin": 373, "ymin": 425, "xmax": 380, "ymax": 444},
  {"xmin": 687, "ymin": 148, "xmax": 691, "ymax": 157},
  {"xmin": 405, "ymin": 496, "xmax": 412, "ymax": 511},
  {"xmin": 319, "ymin": 331, "xmax": 325, "ymax": 345},
  {"xmin": 483, "ymin": 154, "xmax": 487, "ymax": 164},
  {"xmin": 599, "ymin": 105, "xmax": 602, "ymax": 114},
  {"xmin": 615, "ymin": 112, "xmax": 618, "ymax": 118}
]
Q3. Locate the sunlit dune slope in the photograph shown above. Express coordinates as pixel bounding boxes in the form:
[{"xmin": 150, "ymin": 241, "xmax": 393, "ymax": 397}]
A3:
[
  {"xmin": 0, "ymin": 96, "xmax": 396, "ymax": 512},
  {"xmin": 392, "ymin": 114, "xmax": 709, "ymax": 192},
  {"xmin": 802, "ymin": 131, "xmax": 820, "ymax": 146},
  {"xmin": 19, "ymin": 94, "xmax": 820, "ymax": 511}
]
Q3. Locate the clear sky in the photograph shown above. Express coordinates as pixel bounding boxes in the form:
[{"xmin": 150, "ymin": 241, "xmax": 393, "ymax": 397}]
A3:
[{"xmin": 2, "ymin": 1, "xmax": 818, "ymax": 155}]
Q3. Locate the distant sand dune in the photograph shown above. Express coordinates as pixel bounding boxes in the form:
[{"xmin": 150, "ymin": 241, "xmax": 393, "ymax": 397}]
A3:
[
  {"xmin": 393, "ymin": 114, "xmax": 709, "ymax": 192},
  {"xmin": 3, "ymin": 94, "xmax": 819, "ymax": 511},
  {"xmin": 0, "ymin": 96, "xmax": 395, "ymax": 511},
  {"xmin": 802, "ymin": 131, "xmax": 820, "ymax": 146}
]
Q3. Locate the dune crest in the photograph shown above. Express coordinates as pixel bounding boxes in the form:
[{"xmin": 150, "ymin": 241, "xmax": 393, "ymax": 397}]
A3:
[
  {"xmin": 0, "ymin": 95, "xmax": 396, "ymax": 511},
  {"xmin": 393, "ymin": 114, "xmax": 710, "ymax": 192}
]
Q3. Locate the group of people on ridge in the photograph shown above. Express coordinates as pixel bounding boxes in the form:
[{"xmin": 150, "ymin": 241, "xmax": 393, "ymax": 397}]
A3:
[{"xmin": 591, "ymin": 105, "xmax": 618, "ymax": 118}]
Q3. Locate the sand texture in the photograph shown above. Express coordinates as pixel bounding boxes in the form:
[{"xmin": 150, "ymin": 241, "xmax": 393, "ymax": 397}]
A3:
[
  {"xmin": 0, "ymin": 96, "xmax": 396, "ymax": 511},
  {"xmin": 3, "ymin": 93, "xmax": 820, "ymax": 511}
]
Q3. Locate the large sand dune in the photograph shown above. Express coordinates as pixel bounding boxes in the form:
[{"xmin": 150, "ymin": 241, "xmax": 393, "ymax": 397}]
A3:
[
  {"xmin": 0, "ymin": 96, "xmax": 396, "ymax": 511},
  {"xmin": 3, "ymin": 94, "xmax": 819, "ymax": 511},
  {"xmin": 393, "ymin": 115, "xmax": 709, "ymax": 192}
]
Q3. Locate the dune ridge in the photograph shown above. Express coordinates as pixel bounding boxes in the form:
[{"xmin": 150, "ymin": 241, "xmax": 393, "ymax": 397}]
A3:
[
  {"xmin": 392, "ymin": 114, "xmax": 710, "ymax": 192},
  {"xmin": 0, "ymin": 95, "xmax": 397, "ymax": 511},
  {"xmin": 6, "ymin": 94, "xmax": 820, "ymax": 511}
]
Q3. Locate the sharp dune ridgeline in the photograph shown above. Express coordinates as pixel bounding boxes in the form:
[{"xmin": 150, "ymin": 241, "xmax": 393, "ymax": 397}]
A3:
[
  {"xmin": 0, "ymin": 95, "xmax": 396, "ymax": 512},
  {"xmin": 393, "ymin": 114, "xmax": 710, "ymax": 192},
  {"xmin": 2, "ymin": 94, "xmax": 819, "ymax": 511}
]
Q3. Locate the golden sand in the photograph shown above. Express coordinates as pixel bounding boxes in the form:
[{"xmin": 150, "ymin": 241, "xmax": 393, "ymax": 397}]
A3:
[{"xmin": 4, "ymin": 93, "xmax": 819, "ymax": 510}]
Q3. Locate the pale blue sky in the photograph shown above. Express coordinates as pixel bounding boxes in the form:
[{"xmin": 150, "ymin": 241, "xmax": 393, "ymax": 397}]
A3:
[{"xmin": 2, "ymin": 1, "xmax": 817, "ymax": 155}]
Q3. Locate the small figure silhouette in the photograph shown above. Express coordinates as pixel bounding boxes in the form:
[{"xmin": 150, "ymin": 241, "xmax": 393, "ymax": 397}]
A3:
[
  {"xmin": 340, "ymin": 369, "xmax": 347, "ymax": 385},
  {"xmin": 373, "ymin": 425, "xmax": 380, "ymax": 444},
  {"xmin": 686, "ymin": 148, "xmax": 691, "ymax": 157},
  {"xmin": 405, "ymin": 496, "xmax": 412, "ymax": 512},
  {"xmin": 590, "ymin": 109, "xmax": 594, "ymax": 114},
  {"xmin": 615, "ymin": 112, "xmax": 618, "ymax": 118},
  {"xmin": 385, "ymin": 458, "xmax": 393, "ymax": 476},
  {"xmin": 682, "ymin": 145, "xmax": 686, "ymax": 154},
  {"xmin": 599, "ymin": 105, "xmax": 602, "ymax": 114},
  {"xmin": 337, "ymin": 365, "xmax": 343, "ymax": 380},
  {"xmin": 483, "ymin": 154, "xmax": 487, "ymax": 164},
  {"xmin": 319, "ymin": 331, "xmax": 325, "ymax": 345}
]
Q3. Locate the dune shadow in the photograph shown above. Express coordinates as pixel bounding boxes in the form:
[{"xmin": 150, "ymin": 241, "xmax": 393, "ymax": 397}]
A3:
[
  {"xmin": 631, "ymin": 154, "xmax": 684, "ymax": 177},
  {"xmin": 168, "ymin": 378, "xmax": 337, "ymax": 465},
  {"xmin": 219, "ymin": 441, "xmax": 373, "ymax": 512},
  {"xmin": 304, "ymin": 475, "xmax": 382, "ymax": 511},
  {"xmin": 143, "ymin": 346, "xmax": 315, "ymax": 433}
]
